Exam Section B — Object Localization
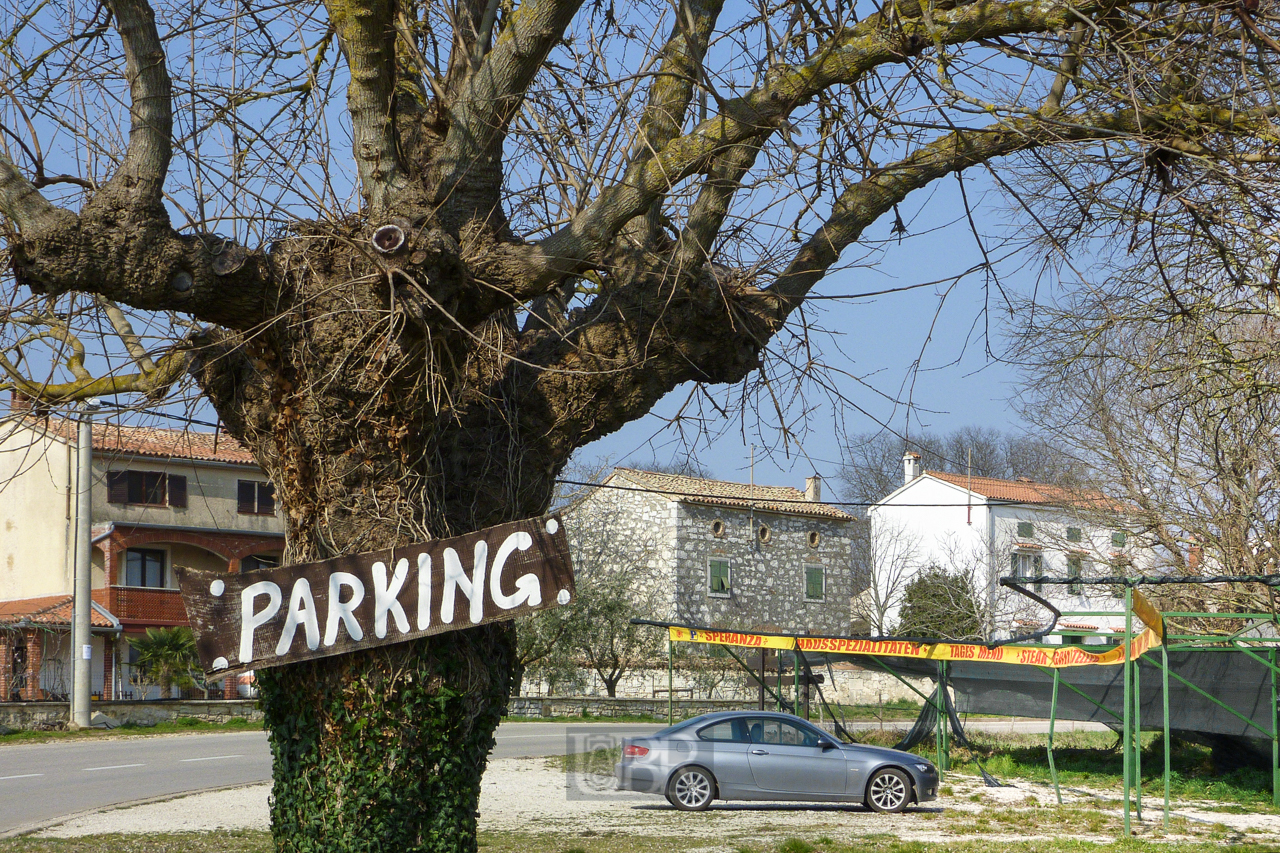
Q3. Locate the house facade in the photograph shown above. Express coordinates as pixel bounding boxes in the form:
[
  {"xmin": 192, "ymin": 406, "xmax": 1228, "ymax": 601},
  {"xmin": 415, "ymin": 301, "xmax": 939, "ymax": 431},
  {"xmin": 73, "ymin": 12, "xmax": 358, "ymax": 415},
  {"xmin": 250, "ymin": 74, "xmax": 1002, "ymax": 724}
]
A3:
[
  {"xmin": 866, "ymin": 453, "xmax": 1153, "ymax": 641},
  {"xmin": 566, "ymin": 468, "xmax": 862, "ymax": 635},
  {"xmin": 0, "ymin": 405, "xmax": 285, "ymax": 701}
]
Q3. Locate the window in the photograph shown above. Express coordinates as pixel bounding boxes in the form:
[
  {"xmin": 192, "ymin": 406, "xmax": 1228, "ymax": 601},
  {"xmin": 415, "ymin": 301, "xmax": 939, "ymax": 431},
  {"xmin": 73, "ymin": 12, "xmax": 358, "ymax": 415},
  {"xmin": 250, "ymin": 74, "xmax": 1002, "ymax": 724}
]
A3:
[
  {"xmin": 697, "ymin": 720, "xmax": 749, "ymax": 742},
  {"xmin": 746, "ymin": 718, "xmax": 821, "ymax": 748},
  {"xmin": 242, "ymin": 554, "xmax": 280, "ymax": 573},
  {"xmin": 1066, "ymin": 527, "xmax": 1083, "ymax": 543},
  {"xmin": 708, "ymin": 559, "xmax": 731, "ymax": 596},
  {"xmin": 804, "ymin": 565, "xmax": 825, "ymax": 601},
  {"xmin": 1010, "ymin": 552, "xmax": 1044, "ymax": 592},
  {"xmin": 1067, "ymin": 556, "xmax": 1083, "ymax": 594},
  {"xmin": 106, "ymin": 471, "xmax": 186, "ymax": 507},
  {"xmin": 1017, "ymin": 521, "xmax": 1035, "ymax": 540},
  {"xmin": 238, "ymin": 480, "xmax": 276, "ymax": 515},
  {"xmin": 1062, "ymin": 634, "xmax": 1085, "ymax": 646},
  {"xmin": 124, "ymin": 548, "xmax": 166, "ymax": 588},
  {"xmin": 1112, "ymin": 530, "xmax": 1127, "ymax": 548}
]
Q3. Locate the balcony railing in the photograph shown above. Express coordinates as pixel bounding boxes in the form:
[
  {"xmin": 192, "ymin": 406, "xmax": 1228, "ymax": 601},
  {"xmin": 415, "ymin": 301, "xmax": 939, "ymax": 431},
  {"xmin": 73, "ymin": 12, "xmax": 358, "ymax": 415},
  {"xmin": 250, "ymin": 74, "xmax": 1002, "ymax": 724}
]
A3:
[{"xmin": 109, "ymin": 586, "xmax": 189, "ymax": 624}]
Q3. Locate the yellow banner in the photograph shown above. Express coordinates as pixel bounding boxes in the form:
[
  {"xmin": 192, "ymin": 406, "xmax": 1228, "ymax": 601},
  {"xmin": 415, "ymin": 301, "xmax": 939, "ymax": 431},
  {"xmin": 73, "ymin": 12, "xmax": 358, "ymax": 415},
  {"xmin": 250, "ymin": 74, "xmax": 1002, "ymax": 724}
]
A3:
[
  {"xmin": 668, "ymin": 626, "xmax": 797, "ymax": 650},
  {"xmin": 1131, "ymin": 588, "xmax": 1165, "ymax": 639},
  {"xmin": 670, "ymin": 625, "xmax": 1163, "ymax": 668}
]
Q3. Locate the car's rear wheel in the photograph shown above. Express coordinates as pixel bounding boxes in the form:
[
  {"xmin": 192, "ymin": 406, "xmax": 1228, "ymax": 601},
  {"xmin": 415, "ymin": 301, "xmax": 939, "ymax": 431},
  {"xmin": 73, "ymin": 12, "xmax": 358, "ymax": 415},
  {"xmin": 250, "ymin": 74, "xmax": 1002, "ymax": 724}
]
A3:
[
  {"xmin": 666, "ymin": 765, "xmax": 716, "ymax": 811},
  {"xmin": 865, "ymin": 767, "xmax": 912, "ymax": 813}
]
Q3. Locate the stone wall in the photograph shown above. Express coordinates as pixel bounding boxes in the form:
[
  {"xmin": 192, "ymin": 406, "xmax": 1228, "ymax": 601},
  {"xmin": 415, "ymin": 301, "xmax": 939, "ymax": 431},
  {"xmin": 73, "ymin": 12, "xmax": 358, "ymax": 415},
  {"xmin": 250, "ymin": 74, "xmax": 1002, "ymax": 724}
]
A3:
[
  {"xmin": 0, "ymin": 699, "xmax": 262, "ymax": 731},
  {"xmin": 507, "ymin": 696, "xmax": 743, "ymax": 718},
  {"xmin": 521, "ymin": 662, "xmax": 931, "ymax": 706},
  {"xmin": 673, "ymin": 503, "xmax": 860, "ymax": 634}
]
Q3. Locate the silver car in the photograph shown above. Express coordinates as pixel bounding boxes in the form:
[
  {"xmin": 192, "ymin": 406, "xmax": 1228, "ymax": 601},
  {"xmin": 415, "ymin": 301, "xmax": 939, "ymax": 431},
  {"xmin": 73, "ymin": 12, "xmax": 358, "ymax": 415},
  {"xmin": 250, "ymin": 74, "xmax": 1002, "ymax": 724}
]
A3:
[{"xmin": 615, "ymin": 710, "xmax": 939, "ymax": 812}]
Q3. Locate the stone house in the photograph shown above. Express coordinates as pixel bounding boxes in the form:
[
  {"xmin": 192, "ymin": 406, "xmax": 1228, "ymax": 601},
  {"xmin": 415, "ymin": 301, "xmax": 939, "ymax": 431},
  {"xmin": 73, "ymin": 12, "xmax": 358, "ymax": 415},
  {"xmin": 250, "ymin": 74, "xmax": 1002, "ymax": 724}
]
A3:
[
  {"xmin": 565, "ymin": 467, "xmax": 862, "ymax": 635},
  {"xmin": 0, "ymin": 404, "xmax": 284, "ymax": 702},
  {"xmin": 866, "ymin": 452, "xmax": 1154, "ymax": 640}
]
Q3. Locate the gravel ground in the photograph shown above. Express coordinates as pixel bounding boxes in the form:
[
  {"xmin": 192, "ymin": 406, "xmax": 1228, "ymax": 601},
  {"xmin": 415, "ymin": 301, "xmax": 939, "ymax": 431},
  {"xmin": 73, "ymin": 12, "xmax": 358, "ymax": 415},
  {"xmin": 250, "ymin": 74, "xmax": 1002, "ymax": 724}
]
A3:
[{"xmin": 35, "ymin": 758, "xmax": 1280, "ymax": 845}]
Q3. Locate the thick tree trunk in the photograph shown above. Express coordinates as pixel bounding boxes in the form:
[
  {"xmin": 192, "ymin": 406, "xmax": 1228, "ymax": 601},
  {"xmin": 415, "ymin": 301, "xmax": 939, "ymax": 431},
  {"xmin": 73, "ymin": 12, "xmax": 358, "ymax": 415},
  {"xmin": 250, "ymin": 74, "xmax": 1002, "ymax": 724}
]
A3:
[
  {"xmin": 191, "ymin": 220, "xmax": 559, "ymax": 852},
  {"xmin": 260, "ymin": 627, "xmax": 514, "ymax": 852}
]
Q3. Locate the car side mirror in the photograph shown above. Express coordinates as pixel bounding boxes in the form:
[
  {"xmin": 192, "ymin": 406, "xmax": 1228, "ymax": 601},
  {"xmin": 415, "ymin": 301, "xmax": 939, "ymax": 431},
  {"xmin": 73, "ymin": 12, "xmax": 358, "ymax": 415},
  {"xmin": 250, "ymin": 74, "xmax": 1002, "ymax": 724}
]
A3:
[{"xmin": 819, "ymin": 739, "xmax": 838, "ymax": 751}]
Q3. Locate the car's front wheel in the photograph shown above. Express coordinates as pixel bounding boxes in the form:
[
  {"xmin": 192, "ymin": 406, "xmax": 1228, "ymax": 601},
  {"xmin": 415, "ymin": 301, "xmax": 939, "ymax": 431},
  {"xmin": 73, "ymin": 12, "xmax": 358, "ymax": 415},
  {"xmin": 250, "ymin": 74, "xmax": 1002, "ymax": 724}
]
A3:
[
  {"xmin": 865, "ymin": 767, "xmax": 913, "ymax": 813},
  {"xmin": 666, "ymin": 765, "xmax": 716, "ymax": 811}
]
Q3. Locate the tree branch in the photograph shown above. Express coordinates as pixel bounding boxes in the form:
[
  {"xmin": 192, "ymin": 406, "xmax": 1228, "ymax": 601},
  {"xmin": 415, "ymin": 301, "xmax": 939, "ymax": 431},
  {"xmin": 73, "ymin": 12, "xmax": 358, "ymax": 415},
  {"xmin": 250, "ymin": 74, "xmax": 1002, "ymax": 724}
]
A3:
[
  {"xmin": 100, "ymin": 0, "xmax": 173, "ymax": 208},
  {"xmin": 528, "ymin": 0, "xmax": 1132, "ymax": 287},
  {"xmin": 0, "ymin": 153, "xmax": 73, "ymax": 234},
  {"xmin": 432, "ymin": 0, "xmax": 586, "ymax": 222},
  {"xmin": 326, "ymin": 0, "xmax": 407, "ymax": 213}
]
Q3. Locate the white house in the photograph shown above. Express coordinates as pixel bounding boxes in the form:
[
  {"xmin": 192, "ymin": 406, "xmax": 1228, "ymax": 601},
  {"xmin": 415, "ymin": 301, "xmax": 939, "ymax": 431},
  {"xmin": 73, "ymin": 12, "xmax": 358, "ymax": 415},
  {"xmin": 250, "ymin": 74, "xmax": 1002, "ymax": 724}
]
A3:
[{"xmin": 866, "ymin": 452, "xmax": 1153, "ymax": 642}]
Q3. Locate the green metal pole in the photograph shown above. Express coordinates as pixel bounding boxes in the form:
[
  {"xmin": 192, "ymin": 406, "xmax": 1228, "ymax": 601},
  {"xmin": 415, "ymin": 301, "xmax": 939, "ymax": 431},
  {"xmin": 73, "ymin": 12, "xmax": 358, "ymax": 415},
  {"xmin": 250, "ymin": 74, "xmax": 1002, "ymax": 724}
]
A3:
[
  {"xmin": 1048, "ymin": 667, "xmax": 1062, "ymax": 805},
  {"xmin": 793, "ymin": 651, "xmax": 799, "ymax": 717},
  {"xmin": 1162, "ymin": 641, "xmax": 1170, "ymax": 829},
  {"xmin": 1123, "ymin": 585, "xmax": 1133, "ymax": 836},
  {"xmin": 1134, "ymin": 649, "xmax": 1142, "ymax": 821},
  {"xmin": 1272, "ymin": 647, "xmax": 1278, "ymax": 807},
  {"xmin": 940, "ymin": 660, "xmax": 950, "ymax": 774},
  {"xmin": 668, "ymin": 636, "xmax": 673, "ymax": 726}
]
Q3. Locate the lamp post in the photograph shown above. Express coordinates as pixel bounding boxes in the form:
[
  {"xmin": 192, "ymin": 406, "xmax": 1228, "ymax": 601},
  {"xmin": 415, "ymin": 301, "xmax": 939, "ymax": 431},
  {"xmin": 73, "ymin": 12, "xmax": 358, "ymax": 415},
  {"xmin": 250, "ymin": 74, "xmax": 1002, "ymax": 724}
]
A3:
[{"xmin": 70, "ymin": 398, "xmax": 99, "ymax": 729}]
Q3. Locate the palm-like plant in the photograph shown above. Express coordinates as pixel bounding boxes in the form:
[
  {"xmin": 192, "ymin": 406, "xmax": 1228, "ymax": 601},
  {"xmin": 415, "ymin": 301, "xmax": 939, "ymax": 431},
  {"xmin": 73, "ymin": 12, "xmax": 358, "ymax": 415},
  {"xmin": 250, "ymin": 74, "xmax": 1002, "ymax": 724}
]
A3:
[{"xmin": 128, "ymin": 627, "xmax": 199, "ymax": 697}]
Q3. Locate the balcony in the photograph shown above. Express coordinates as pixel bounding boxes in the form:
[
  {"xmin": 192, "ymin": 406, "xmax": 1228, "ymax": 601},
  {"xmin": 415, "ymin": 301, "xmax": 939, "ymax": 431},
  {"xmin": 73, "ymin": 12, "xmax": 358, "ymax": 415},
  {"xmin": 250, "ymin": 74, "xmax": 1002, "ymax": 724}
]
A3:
[{"xmin": 109, "ymin": 586, "xmax": 189, "ymax": 625}]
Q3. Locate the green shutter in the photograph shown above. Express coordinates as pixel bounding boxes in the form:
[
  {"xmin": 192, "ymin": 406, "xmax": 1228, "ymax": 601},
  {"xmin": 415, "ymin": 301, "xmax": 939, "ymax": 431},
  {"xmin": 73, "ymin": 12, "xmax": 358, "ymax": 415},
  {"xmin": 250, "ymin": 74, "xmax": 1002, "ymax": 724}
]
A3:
[
  {"xmin": 1112, "ymin": 531, "xmax": 1127, "ymax": 548},
  {"xmin": 1067, "ymin": 527, "xmax": 1082, "ymax": 542},
  {"xmin": 1032, "ymin": 554, "xmax": 1043, "ymax": 592},
  {"xmin": 1010, "ymin": 553, "xmax": 1020, "ymax": 578},
  {"xmin": 709, "ymin": 559, "xmax": 730, "ymax": 594},
  {"xmin": 1068, "ymin": 556, "xmax": 1082, "ymax": 594},
  {"xmin": 1017, "ymin": 521, "xmax": 1034, "ymax": 539},
  {"xmin": 805, "ymin": 565, "xmax": 824, "ymax": 600}
]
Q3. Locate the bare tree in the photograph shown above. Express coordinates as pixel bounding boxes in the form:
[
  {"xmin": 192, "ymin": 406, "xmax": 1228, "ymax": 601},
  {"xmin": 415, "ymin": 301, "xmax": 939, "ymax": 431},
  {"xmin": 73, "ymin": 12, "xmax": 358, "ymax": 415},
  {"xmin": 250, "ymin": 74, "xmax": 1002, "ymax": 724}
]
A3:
[
  {"xmin": 1015, "ymin": 277, "xmax": 1280, "ymax": 620},
  {"xmin": 855, "ymin": 516, "xmax": 922, "ymax": 635},
  {"xmin": 0, "ymin": 0, "xmax": 1278, "ymax": 847}
]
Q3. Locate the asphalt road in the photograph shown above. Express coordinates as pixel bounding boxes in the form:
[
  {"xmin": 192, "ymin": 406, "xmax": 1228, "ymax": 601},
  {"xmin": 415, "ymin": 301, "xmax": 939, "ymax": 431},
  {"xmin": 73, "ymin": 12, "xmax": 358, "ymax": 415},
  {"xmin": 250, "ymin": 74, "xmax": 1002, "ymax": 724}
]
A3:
[
  {"xmin": 0, "ymin": 721, "xmax": 667, "ymax": 835},
  {"xmin": 0, "ymin": 717, "xmax": 1106, "ymax": 835}
]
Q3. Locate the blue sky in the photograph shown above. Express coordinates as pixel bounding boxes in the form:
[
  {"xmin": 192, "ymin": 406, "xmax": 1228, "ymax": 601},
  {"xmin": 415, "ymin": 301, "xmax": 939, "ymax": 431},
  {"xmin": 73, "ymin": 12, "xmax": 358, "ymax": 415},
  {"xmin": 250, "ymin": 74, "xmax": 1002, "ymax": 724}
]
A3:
[{"xmin": 582, "ymin": 172, "xmax": 1043, "ymax": 489}]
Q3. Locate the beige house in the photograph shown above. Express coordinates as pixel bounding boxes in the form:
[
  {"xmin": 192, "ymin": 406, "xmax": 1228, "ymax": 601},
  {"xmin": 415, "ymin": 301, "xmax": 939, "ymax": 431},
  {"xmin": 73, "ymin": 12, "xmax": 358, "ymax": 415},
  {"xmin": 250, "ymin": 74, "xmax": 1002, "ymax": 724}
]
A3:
[{"xmin": 0, "ymin": 402, "xmax": 284, "ymax": 701}]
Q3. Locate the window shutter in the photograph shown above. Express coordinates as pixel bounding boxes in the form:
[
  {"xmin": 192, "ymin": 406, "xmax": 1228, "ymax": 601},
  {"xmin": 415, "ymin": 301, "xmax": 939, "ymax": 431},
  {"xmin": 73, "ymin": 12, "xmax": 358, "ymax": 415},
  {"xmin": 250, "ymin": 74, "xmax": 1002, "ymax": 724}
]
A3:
[
  {"xmin": 107, "ymin": 471, "xmax": 128, "ymax": 504},
  {"xmin": 259, "ymin": 482, "xmax": 276, "ymax": 514},
  {"xmin": 1010, "ymin": 553, "xmax": 1020, "ymax": 578},
  {"xmin": 168, "ymin": 475, "xmax": 187, "ymax": 508},
  {"xmin": 238, "ymin": 480, "xmax": 256, "ymax": 514}
]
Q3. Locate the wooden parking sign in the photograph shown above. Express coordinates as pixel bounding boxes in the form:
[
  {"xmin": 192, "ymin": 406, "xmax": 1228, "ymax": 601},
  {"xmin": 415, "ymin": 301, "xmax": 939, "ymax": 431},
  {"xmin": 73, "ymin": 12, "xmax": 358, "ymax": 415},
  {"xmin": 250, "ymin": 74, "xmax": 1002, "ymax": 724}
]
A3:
[{"xmin": 176, "ymin": 516, "xmax": 575, "ymax": 678}]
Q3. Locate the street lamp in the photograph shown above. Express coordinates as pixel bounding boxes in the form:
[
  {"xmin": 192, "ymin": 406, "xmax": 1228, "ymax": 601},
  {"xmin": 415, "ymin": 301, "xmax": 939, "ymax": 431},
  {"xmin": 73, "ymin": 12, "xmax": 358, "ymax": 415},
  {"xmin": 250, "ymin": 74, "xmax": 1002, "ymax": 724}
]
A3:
[{"xmin": 71, "ymin": 398, "xmax": 100, "ymax": 728}]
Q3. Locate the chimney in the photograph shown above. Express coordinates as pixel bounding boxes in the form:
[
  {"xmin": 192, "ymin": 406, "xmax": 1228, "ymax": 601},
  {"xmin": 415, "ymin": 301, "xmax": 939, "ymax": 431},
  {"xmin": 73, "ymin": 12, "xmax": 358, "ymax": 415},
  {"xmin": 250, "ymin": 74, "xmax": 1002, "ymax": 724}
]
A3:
[
  {"xmin": 805, "ymin": 475, "xmax": 822, "ymax": 503},
  {"xmin": 903, "ymin": 452, "xmax": 922, "ymax": 484},
  {"xmin": 9, "ymin": 390, "xmax": 31, "ymax": 413}
]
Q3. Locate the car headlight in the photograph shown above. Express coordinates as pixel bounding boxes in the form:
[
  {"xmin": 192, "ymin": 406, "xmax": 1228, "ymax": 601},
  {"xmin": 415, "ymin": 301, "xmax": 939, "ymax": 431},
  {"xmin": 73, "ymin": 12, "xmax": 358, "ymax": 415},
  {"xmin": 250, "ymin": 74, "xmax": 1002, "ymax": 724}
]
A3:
[{"xmin": 914, "ymin": 763, "xmax": 933, "ymax": 773}]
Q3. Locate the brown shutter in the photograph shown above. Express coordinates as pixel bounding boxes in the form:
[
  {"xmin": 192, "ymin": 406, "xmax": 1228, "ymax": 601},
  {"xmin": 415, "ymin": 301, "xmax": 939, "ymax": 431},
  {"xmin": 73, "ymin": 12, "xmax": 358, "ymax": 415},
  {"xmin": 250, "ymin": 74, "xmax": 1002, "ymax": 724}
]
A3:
[
  {"xmin": 107, "ymin": 471, "xmax": 128, "ymax": 504},
  {"xmin": 259, "ymin": 482, "xmax": 276, "ymax": 514},
  {"xmin": 237, "ymin": 480, "xmax": 256, "ymax": 514},
  {"xmin": 168, "ymin": 474, "xmax": 187, "ymax": 508}
]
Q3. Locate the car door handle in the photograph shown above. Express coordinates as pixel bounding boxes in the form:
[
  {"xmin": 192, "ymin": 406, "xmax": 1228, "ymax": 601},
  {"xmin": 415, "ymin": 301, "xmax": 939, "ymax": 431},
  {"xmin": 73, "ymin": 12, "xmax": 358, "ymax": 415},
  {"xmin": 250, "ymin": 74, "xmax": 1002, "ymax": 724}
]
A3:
[{"xmin": 751, "ymin": 749, "xmax": 769, "ymax": 755}]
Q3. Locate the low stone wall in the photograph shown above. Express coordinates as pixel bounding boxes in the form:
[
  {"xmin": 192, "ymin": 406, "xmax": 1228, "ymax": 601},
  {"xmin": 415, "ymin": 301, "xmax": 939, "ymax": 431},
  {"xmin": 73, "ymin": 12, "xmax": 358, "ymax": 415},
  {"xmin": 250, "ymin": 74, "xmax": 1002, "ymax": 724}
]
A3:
[
  {"xmin": 0, "ymin": 699, "xmax": 262, "ymax": 731},
  {"xmin": 507, "ymin": 696, "xmax": 745, "ymax": 718}
]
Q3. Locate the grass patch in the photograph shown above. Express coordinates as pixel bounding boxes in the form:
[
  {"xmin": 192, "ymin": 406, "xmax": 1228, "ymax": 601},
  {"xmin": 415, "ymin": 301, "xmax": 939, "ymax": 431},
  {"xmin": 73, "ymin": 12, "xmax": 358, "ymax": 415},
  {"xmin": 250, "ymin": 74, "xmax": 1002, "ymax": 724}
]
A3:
[
  {"xmin": 0, "ymin": 716, "xmax": 260, "ymax": 745},
  {"xmin": 854, "ymin": 727, "xmax": 1280, "ymax": 814}
]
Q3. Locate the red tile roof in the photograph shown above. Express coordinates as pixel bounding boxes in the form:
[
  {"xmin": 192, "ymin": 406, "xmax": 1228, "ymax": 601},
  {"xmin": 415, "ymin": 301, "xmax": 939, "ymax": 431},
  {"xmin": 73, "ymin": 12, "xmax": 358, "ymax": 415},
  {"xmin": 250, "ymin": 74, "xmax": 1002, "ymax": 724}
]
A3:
[
  {"xmin": 14, "ymin": 417, "xmax": 257, "ymax": 465},
  {"xmin": 608, "ymin": 468, "xmax": 852, "ymax": 520},
  {"xmin": 0, "ymin": 592, "xmax": 116, "ymax": 629},
  {"xmin": 924, "ymin": 470, "xmax": 1111, "ymax": 508}
]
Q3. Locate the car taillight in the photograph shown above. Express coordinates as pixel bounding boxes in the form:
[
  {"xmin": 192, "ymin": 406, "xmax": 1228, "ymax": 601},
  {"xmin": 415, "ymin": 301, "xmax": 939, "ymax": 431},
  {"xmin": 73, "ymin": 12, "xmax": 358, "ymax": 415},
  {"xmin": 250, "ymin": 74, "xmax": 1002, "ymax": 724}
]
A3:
[{"xmin": 623, "ymin": 744, "xmax": 649, "ymax": 757}]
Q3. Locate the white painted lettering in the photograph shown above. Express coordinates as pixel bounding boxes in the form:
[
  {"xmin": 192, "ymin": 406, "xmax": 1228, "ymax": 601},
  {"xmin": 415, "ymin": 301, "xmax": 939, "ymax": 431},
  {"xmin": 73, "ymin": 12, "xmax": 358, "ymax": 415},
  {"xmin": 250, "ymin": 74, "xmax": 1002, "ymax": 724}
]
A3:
[
  {"xmin": 441, "ymin": 541, "xmax": 487, "ymax": 624},
  {"xmin": 324, "ymin": 572, "xmax": 366, "ymax": 646},
  {"xmin": 417, "ymin": 552, "xmax": 432, "ymax": 630},
  {"xmin": 373, "ymin": 558, "xmax": 410, "ymax": 639},
  {"xmin": 240, "ymin": 581, "xmax": 282, "ymax": 663},
  {"xmin": 489, "ymin": 531, "xmax": 541, "ymax": 610},
  {"xmin": 276, "ymin": 578, "xmax": 320, "ymax": 655}
]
